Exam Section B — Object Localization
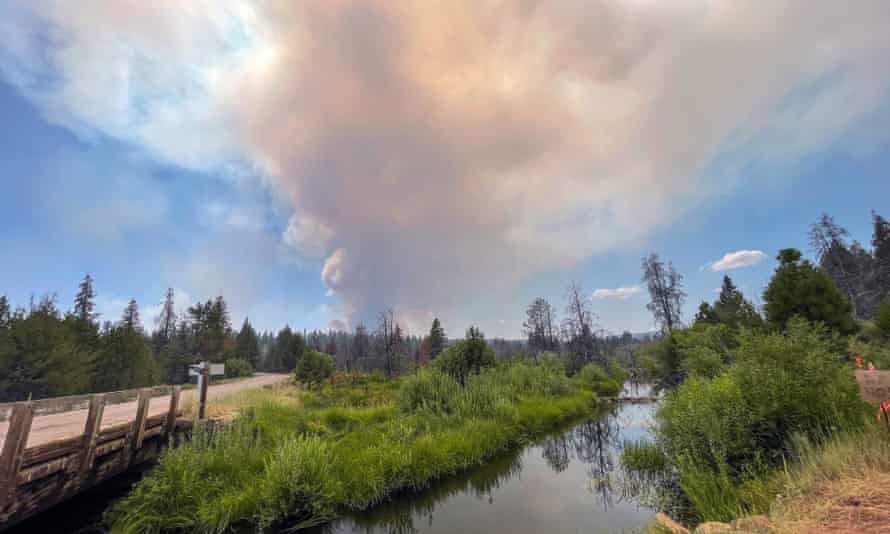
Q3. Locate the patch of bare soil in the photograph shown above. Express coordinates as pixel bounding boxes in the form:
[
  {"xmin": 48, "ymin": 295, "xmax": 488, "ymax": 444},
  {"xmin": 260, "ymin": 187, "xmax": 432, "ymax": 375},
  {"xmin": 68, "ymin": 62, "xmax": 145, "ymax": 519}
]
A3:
[{"xmin": 775, "ymin": 472, "xmax": 890, "ymax": 533}]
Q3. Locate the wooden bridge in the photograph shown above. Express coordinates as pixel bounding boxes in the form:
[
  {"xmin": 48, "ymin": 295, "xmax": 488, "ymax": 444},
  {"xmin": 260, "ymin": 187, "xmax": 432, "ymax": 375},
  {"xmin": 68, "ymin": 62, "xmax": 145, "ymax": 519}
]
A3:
[
  {"xmin": 0, "ymin": 386, "xmax": 190, "ymax": 529},
  {"xmin": 0, "ymin": 373, "xmax": 289, "ymax": 530}
]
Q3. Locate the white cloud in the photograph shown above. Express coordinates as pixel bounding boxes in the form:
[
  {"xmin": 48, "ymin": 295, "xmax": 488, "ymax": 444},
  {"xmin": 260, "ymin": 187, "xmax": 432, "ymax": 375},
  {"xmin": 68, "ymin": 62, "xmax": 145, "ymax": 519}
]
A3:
[
  {"xmin": 593, "ymin": 286, "xmax": 642, "ymax": 299},
  {"xmin": 707, "ymin": 250, "xmax": 767, "ymax": 272}
]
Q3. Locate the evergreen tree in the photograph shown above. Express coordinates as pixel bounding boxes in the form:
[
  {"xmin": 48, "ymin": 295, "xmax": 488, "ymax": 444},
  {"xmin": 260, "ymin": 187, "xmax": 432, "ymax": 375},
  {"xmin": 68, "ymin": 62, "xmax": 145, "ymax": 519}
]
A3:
[
  {"xmin": 73, "ymin": 274, "xmax": 98, "ymax": 323},
  {"xmin": 323, "ymin": 336, "xmax": 338, "ymax": 357},
  {"xmin": 763, "ymin": 249, "xmax": 857, "ymax": 335},
  {"xmin": 428, "ymin": 317, "xmax": 447, "ymax": 359},
  {"xmin": 0, "ymin": 295, "xmax": 92, "ymax": 401},
  {"xmin": 122, "ymin": 299, "xmax": 141, "ymax": 331},
  {"xmin": 0, "ymin": 295, "xmax": 10, "ymax": 330},
  {"xmin": 350, "ymin": 323, "xmax": 371, "ymax": 371},
  {"xmin": 523, "ymin": 298, "xmax": 559, "ymax": 356},
  {"xmin": 235, "ymin": 318, "xmax": 261, "ymax": 368},
  {"xmin": 697, "ymin": 276, "xmax": 763, "ymax": 329},
  {"xmin": 70, "ymin": 274, "xmax": 100, "ymax": 351},
  {"xmin": 271, "ymin": 326, "xmax": 305, "ymax": 371},
  {"xmin": 874, "ymin": 211, "xmax": 890, "ymax": 301},
  {"xmin": 188, "ymin": 296, "xmax": 234, "ymax": 362},
  {"xmin": 694, "ymin": 302, "xmax": 719, "ymax": 325}
]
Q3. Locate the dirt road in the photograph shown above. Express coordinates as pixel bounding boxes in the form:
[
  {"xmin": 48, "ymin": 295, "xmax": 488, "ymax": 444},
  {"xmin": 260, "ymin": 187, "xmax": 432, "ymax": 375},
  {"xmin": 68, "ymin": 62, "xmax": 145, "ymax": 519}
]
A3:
[{"xmin": 0, "ymin": 373, "xmax": 290, "ymax": 449}]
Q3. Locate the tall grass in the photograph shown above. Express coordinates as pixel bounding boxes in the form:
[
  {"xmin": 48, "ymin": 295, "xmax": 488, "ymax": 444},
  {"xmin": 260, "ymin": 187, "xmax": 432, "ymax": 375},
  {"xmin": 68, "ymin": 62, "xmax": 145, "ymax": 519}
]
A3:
[{"xmin": 109, "ymin": 362, "xmax": 609, "ymax": 533}]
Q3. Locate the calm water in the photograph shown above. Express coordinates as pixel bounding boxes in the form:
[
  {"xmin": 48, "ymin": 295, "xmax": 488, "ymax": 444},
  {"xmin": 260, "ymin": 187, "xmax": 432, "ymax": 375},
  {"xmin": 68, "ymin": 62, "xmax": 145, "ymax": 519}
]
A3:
[
  {"xmin": 304, "ymin": 399, "xmax": 657, "ymax": 534},
  {"xmin": 9, "ymin": 392, "xmax": 658, "ymax": 534}
]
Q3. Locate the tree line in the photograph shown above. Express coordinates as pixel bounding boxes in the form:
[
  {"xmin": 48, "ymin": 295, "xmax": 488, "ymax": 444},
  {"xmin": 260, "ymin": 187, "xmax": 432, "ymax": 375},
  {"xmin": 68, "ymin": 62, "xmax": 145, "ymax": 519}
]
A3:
[
  {"xmin": 0, "ymin": 278, "xmax": 467, "ymax": 401},
  {"xmin": 636, "ymin": 210, "xmax": 890, "ymax": 387}
]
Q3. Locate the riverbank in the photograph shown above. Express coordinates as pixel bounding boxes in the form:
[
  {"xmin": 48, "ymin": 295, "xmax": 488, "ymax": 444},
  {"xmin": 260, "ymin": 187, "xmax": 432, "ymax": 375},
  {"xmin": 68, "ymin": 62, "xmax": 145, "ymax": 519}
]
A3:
[
  {"xmin": 108, "ymin": 361, "xmax": 620, "ymax": 533},
  {"xmin": 638, "ymin": 424, "xmax": 890, "ymax": 534}
]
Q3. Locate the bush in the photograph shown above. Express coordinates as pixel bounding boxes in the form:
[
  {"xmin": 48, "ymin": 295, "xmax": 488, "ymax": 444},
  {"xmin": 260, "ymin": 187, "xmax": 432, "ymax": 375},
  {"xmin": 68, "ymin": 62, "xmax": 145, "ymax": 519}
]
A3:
[
  {"xmin": 574, "ymin": 364, "xmax": 621, "ymax": 397},
  {"xmin": 656, "ymin": 319, "xmax": 867, "ymax": 520},
  {"xmin": 224, "ymin": 358, "xmax": 254, "ymax": 379},
  {"xmin": 433, "ymin": 328, "xmax": 496, "ymax": 385},
  {"xmin": 295, "ymin": 350, "xmax": 335, "ymax": 389}
]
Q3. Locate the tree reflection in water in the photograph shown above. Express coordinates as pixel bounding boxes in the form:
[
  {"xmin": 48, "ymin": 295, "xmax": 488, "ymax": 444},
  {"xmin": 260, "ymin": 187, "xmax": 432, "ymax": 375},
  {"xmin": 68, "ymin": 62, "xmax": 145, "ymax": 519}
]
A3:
[{"xmin": 302, "ymin": 403, "xmax": 660, "ymax": 534}]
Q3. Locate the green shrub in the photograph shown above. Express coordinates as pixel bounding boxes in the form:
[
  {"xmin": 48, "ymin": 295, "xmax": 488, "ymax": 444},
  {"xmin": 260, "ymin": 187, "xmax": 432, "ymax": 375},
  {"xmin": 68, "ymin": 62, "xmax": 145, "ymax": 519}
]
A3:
[
  {"xmin": 224, "ymin": 358, "xmax": 254, "ymax": 379},
  {"xmin": 655, "ymin": 319, "xmax": 867, "ymax": 521},
  {"xmin": 574, "ymin": 364, "xmax": 621, "ymax": 397},
  {"xmin": 433, "ymin": 328, "xmax": 496, "ymax": 385},
  {"xmin": 295, "ymin": 349, "xmax": 335, "ymax": 389}
]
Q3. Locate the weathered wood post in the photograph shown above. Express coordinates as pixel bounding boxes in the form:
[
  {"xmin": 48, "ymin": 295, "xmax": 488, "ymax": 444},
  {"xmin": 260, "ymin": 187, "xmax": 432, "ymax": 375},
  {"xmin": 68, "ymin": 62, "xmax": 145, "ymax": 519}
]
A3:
[
  {"xmin": 165, "ymin": 386, "xmax": 181, "ymax": 438},
  {"xmin": 0, "ymin": 402, "xmax": 34, "ymax": 506},
  {"xmin": 133, "ymin": 388, "xmax": 151, "ymax": 450},
  {"xmin": 198, "ymin": 363, "xmax": 210, "ymax": 421},
  {"xmin": 79, "ymin": 394, "xmax": 105, "ymax": 473}
]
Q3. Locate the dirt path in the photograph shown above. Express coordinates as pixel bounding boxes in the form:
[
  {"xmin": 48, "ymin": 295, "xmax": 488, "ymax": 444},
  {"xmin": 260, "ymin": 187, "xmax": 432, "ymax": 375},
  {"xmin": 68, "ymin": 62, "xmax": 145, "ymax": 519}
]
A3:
[{"xmin": 0, "ymin": 373, "xmax": 290, "ymax": 449}]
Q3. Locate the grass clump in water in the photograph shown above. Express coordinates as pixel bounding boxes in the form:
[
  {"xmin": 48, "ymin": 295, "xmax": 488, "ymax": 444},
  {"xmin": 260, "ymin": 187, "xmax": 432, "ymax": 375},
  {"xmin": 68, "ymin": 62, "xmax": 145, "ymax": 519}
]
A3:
[{"xmin": 621, "ymin": 440, "xmax": 668, "ymax": 475}]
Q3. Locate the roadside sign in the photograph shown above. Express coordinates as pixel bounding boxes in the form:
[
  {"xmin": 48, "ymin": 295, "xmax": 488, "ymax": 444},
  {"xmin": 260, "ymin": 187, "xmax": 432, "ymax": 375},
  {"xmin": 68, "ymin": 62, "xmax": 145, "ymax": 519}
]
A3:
[
  {"xmin": 210, "ymin": 363, "xmax": 225, "ymax": 376},
  {"xmin": 855, "ymin": 370, "xmax": 890, "ymax": 405}
]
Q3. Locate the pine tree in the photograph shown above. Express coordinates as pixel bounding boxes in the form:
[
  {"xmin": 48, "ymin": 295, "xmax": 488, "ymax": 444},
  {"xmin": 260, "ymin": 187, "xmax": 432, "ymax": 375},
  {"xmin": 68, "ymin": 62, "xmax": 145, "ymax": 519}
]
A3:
[
  {"xmin": 73, "ymin": 274, "xmax": 98, "ymax": 323},
  {"xmin": 350, "ymin": 323, "xmax": 370, "ymax": 371},
  {"xmin": 710, "ymin": 276, "xmax": 763, "ymax": 329},
  {"xmin": 874, "ymin": 211, "xmax": 890, "ymax": 302},
  {"xmin": 0, "ymin": 295, "xmax": 10, "ymax": 330},
  {"xmin": 122, "ymin": 299, "xmax": 141, "ymax": 331},
  {"xmin": 428, "ymin": 317, "xmax": 447, "ymax": 359},
  {"xmin": 1, "ymin": 295, "xmax": 92, "ymax": 401},
  {"xmin": 235, "ymin": 317, "xmax": 261, "ymax": 368},
  {"xmin": 763, "ymin": 249, "xmax": 856, "ymax": 335},
  {"xmin": 523, "ymin": 298, "xmax": 559, "ymax": 356},
  {"xmin": 324, "ymin": 336, "xmax": 338, "ymax": 357}
]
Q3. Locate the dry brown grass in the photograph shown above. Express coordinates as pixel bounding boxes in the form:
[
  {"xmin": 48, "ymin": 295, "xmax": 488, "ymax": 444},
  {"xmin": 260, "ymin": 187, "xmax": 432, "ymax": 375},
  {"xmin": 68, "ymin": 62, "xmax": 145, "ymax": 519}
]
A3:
[
  {"xmin": 773, "ymin": 471, "xmax": 890, "ymax": 533},
  {"xmin": 180, "ymin": 382, "xmax": 301, "ymax": 421},
  {"xmin": 771, "ymin": 426, "xmax": 890, "ymax": 534}
]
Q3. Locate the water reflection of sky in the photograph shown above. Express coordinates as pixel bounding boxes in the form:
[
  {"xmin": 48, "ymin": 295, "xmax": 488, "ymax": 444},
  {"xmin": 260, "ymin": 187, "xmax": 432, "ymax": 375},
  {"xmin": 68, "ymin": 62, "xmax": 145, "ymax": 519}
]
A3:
[{"xmin": 306, "ymin": 401, "xmax": 657, "ymax": 534}]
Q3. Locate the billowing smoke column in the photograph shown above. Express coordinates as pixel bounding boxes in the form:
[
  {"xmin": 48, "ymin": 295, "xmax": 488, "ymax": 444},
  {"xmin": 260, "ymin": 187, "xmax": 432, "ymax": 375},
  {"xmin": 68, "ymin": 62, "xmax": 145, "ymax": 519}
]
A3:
[{"xmin": 3, "ymin": 0, "xmax": 890, "ymax": 330}]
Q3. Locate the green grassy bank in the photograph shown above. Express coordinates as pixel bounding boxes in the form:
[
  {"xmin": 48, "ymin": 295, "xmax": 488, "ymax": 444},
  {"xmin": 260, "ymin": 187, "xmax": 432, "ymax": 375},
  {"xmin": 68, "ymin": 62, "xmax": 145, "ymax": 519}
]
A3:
[{"xmin": 108, "ymin": 360, "xmax": 616, "ymax": 533}]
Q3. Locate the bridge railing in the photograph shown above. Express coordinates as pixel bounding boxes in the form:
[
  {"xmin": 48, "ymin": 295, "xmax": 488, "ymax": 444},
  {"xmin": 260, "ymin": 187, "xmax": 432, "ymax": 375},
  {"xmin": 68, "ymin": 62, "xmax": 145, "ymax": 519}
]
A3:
[{"xmin": 0, "ymin": 385, "xmax": 184, "ymax": 513}]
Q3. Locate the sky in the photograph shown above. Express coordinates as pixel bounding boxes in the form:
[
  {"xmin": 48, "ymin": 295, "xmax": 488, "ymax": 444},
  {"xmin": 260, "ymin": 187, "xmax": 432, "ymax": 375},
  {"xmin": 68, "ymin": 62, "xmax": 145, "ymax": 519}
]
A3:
[{"xmin": 1, "ymin": 1, "xmax": 889, "ymax": 338}]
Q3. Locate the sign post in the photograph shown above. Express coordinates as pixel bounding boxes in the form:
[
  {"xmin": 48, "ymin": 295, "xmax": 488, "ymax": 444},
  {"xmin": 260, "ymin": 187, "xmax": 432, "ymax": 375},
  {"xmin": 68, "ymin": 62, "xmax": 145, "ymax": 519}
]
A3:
[
  {"xmin": 188, "ymin": 361, "xmax": 225, "ymax": 421},
  {"xmin": 855, "ymin": 370, "xmax": 890, "ymax": 430}
]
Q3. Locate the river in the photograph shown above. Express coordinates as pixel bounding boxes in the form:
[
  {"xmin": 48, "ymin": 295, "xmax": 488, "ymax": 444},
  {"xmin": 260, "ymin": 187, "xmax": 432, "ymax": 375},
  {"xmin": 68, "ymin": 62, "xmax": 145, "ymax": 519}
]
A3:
[{"xmin": 9, "ymin": 393, "xmax": 658, "ymax": 534}]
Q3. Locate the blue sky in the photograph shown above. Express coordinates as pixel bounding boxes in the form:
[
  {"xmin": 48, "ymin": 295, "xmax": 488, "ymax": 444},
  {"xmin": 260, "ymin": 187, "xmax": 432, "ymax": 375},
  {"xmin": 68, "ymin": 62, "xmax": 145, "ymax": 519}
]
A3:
[{"xmin": 1, "ymin": 2, "xmax": 889, "ymax": 337}]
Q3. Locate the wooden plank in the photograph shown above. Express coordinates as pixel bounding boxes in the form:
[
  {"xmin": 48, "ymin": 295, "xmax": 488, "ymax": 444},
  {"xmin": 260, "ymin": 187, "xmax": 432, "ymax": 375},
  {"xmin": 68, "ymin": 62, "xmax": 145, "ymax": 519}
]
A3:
[
  {"xmin": 79, "ymin": 395, "xmax": 105, "ymax": 473},
  {"xmin": 165, "ymin": 386, "xmax": 181, "ymax": 438},
  {"xmin": 133, "ymin": 388, "xmax": 151, "ymax": 450},
  {"xmin": 17, "ymin": 453, "xmax": 78, "ymax": 485},
  {"xmin": 0, "ymin": 402, "xmax": 34, "ymax": 504},
  {"xmin": 30, "ymin": 394, "xmax": 92, "ymax": 417}
]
